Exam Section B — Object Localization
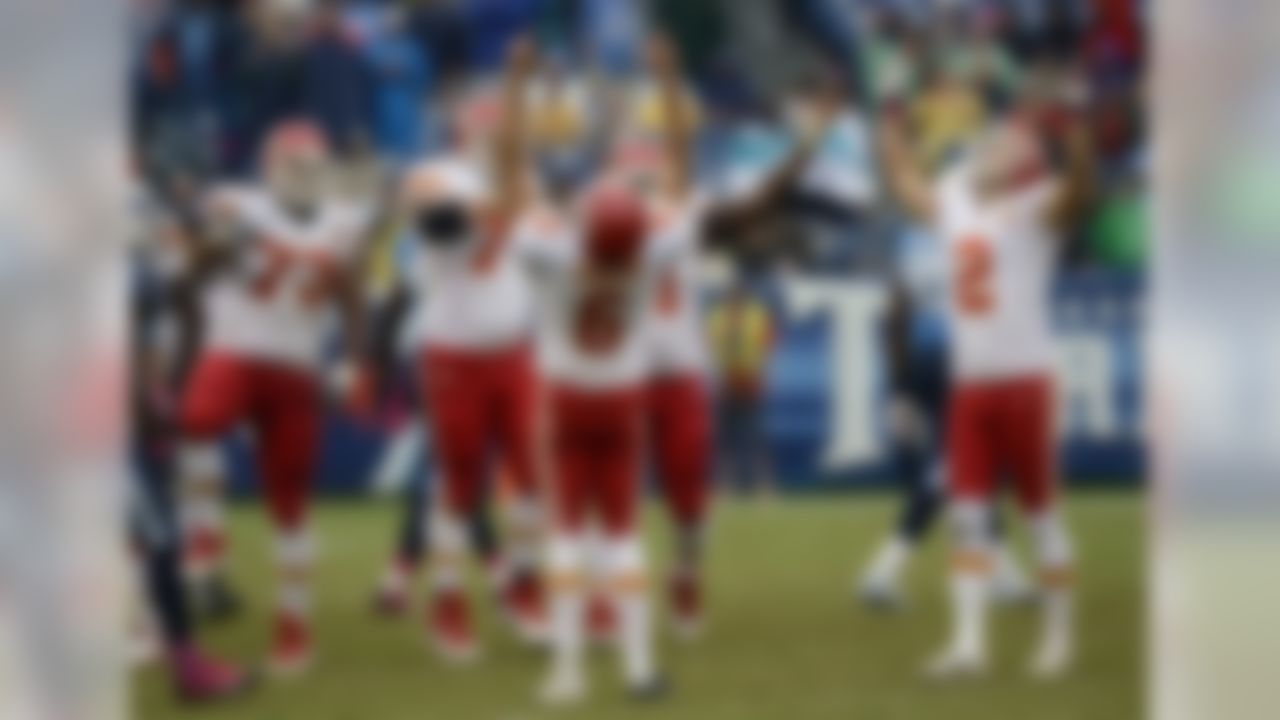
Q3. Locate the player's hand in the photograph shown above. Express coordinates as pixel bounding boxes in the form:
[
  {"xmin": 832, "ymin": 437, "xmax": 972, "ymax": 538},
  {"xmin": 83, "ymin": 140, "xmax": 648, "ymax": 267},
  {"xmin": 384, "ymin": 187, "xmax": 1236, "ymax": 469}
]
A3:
[
  {"xmin": 332, "ymin": 360, "xmax": 377, "ymax": 424},
  {"xmin": 788, "ymin": 98, "xmax": 836, "ymax": 153},
  {"xmin": 1052, "ymin": 65, "xmax": 1091, "ymax": 112},
  {"xmin": 887, "ymin": 395, "xmax": 927, "ymax": 447},
  {"xmin": 645, "ymin": 34, "xmax": 680, "ymax": 78},
  {"xmin": 506, "ymin": 35, "xmax": 538, "ymax": 78}
]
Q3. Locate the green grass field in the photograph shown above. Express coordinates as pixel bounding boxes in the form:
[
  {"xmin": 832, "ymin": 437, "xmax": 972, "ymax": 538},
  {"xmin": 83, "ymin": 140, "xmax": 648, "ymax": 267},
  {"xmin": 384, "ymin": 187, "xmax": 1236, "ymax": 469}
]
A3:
[{"xmin": 134, "ymin": 492, "xmax": 1142, "ymax": 719}]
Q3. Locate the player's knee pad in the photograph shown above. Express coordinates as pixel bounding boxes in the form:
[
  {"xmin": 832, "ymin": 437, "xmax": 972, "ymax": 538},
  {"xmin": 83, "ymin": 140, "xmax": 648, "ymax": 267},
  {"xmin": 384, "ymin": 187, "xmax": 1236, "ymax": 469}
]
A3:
[
  {"xmin": 546, "ymin": 533, "xmax": 586, "ymax": 590},
  {"xmin": 179, "ymin": 442, "xmax": 223, "ymax": 483},
  {"xmin": 950, "ymin": 500, "xmax": 994, "ymax": 552},
  {"xmin": 601, "ymin": 535, "xmax": 647, "ymax": 591},
  {"xmin": 506, "ymin": 494, "xmax": 542, "ymax": 535},
  {"xmin": 274, "ymin": 526, "xmax": 315, "ymax": 571},
  {"xmin": 429, "ymin": 507, "xmax": 468, "ymax": 559},
  {"xmin": 1029, "ymin": 510, "xmax": 1073, "ymax": 569}
]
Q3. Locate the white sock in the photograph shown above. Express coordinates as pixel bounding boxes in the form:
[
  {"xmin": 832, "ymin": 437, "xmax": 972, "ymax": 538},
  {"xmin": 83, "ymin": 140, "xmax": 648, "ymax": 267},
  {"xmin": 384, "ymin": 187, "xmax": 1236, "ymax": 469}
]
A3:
[
  {"xmin": 380, "ymin": 558, "xmax": 411, "ymax": 594},
  {"xmin": 865, "ymin": 535, "xmax": 911, "ymax": 589},
  {"xmin": 429, "ymin": 508, "xmax": 467, "ymax": 592},
  {"xmin": 275, "ymin": 527, "xmax": 314, "ymax": 618},
  {"xmin": 1042, "ymin": 583, "xmax": 1073, "ymax": 645},
  {"xmin": 546, "ymin": 533, "xmax": 586, "ymax": 679},
  {"xmin": 178, "ymin": 443, "xmax": 226, "ymax": 581},
  {"xmin": 992, "ymin": 542, "xmax": 1030, "ymax": 591},
  {"xmin": 951, "ymin": 565, "xmax": 990, "ymax": 657},
  {"xmin": 674, "ymin": 522, "xmax": 705, "ymax": 580},
  {"xmin": 948, "ymin": 501, "xmax": 993, "ymax": 658},
  {"xmin": 1029, "ymin": 509, "xmax": 1075, "ymax": 646},
  {"xmin": 506, "ymin": 495, "xmax": 543, "ymax": 575},
  {"xmin": 604, "ymin": 534, "xmax": 654, "ymax": 686}
]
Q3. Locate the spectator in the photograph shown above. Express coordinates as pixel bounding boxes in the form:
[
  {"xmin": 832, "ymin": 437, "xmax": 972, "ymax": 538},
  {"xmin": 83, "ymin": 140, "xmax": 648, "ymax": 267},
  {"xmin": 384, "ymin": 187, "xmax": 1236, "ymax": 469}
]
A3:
[
  {"xmin": 303, "ymin": 0, "xmax": 376, "ymax": 155},
  {"xmin": 462, "ymin": 0, "xmax": 543, "ymax": 72},
  {"xmin": 362, "ymin": 6, "xmax": 431, "ymax": 160},
  {"xmin": 792, "ymin": 71, "xmax": 880, "ymax": 269},
  {"xmin": 408, "ymin": 0, "xmax": 471, "ymax": 86},
  {"xmin": 230, "ymin": 1, "xmax": 310, "ymax": 172},
  {"xmin": 653, "ymin": 0, "xmax": 728, "ymax": 84},
  {"xmin": 858, "ymin": 7, "xmax": 918, "ymax": 108},
  {"xmin": 937, "ymin": 5, "xmax": 1023, "ymax": 107},
  {"xmin": 707, "ymin": 282, "xmax": 778, "ymax": 498},
  {"xmin": 907, "ymin": 55, "xmax": 986, "ymax": 173}
]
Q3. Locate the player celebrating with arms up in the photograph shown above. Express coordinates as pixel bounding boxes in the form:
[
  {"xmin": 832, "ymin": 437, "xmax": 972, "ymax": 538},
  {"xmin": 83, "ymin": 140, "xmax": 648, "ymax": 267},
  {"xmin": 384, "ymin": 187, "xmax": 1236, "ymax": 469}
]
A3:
[
  {"xmin": 393, "ymin": 44, "xmax": 547, "ymax": 661},
  {"xmin": 879, "ymin": 74, "xmax": 1096, "ymax": 679},
  {"xmin": 178, "ymin": 120, "xmax": 374, "ymax": 676},
  {"xmin": 606, "ymin": 36, "xmax": 833, "ymax": 640},
  {"xmin": 509, "ymin": 34, "xmax": 835, "ymax": 705}
]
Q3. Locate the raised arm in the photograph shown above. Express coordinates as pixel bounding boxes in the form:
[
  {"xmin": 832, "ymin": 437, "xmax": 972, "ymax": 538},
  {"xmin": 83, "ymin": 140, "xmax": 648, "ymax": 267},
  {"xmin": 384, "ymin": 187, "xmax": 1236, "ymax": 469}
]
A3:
[
  {"xmin": 702, "ymin": 98, "xmax": 836, "ymax": 238},
  {"xmin": 877, "ymin": 107, "xmax": 936, "ymax": 224},
  {"xmin": 646, "ymin": 34, "xmax": 696, "ymax": 199},
  {"xmin": 491, "ymin": 36, "xmax": 539, "ymax": 225},
  {"xmin": 1043, "ymin": 84, "xmax": 1096, "ymax": 231}
]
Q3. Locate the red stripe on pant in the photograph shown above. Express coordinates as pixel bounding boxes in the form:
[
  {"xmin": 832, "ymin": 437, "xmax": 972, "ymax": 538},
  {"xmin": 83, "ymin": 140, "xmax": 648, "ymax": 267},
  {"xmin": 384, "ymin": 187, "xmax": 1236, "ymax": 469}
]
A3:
[
  {"xmin": 647, "ymin": 373, "xmax": 712, "ymax": 525},
  {"xmin": 947, "ymin": 374, "xmax": 1057, "ymax": 512},
  {"xmin": 420, "ymin": 343, "xmax": 536, "ymax": 514},
  {"xmin": 179, "ymin": 352, "xmax": 320, "ymax": 529},
  {"xmin": 546, "ymin": 383, "xmax": 644, "ymax": 536}
]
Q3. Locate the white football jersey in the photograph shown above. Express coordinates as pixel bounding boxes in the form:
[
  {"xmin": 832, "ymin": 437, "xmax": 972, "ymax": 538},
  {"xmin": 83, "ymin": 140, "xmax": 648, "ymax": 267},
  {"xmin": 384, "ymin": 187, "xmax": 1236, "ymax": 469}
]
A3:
[
  {"xmin": 645, "ymin": 193, "xmax": 711, "ymax": 377},
  {"xmin": 513, "ymin": 205, "xmax": 690, "ymax": 389},
  {"xmin": 937, "ymin": 164, "xmax": 1060, "ymax": 381},
  {"xmin": 399, "ymin": 156, "xmax": 532, "ymax": 352},
  {"xmin": 202, "ymin": 185, "xmax": 370, "ymax": 369}
]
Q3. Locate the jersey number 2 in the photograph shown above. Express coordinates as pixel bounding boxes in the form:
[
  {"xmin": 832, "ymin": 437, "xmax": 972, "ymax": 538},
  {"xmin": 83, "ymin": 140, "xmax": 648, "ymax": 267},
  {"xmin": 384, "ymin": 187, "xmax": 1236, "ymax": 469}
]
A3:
[{"xmin": 954, "ymin": 237, "xmax": 994, "ymax": 315}]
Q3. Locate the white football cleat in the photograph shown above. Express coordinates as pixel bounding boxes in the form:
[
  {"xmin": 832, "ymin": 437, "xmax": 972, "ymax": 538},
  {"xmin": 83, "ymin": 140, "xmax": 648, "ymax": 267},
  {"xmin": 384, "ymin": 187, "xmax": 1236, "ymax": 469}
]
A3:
[
  {"xmin": 923, "ymin": 645, "xmax": 987, "ymax": 680},
  {"xmin": 1029, "ymin": 633, "xmax": 1074, "ymax": 680},
  {"xmin": 672, "ymin": 613, "xmax": 704, "ymax": 642},
  {"xmin": 991, "ymin": 573, "xmax": 1038, "ymax": 607},
  {"xmin": 538, "ymin": 666, "xmax": 586, "ymax": 707},
  {"xmin": 858, "ymin": 580, "xmax": 905, "ymax": 611}
]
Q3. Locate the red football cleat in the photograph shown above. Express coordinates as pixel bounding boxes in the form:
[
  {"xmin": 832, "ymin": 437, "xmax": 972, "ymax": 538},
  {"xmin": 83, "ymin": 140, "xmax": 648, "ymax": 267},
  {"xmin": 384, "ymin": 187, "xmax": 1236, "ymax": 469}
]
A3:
[
  {"xmin": 670, "ymin": 574, "xmax": 703, "ymax": 641},
  {"xmin": 172, "ymin": 646, "xmax": 255, "ymax": 703},
  {"xmin": 587, "ymin": 592, "xmax": 616, "ymax": 645},
  {"xmin": 371, "ymin": 557, "xmax": 416, "ymax": 618},
  {"xmin": 429, "ymin": 590, "xmax": 479, "ymax": 663},
  {"xmin": 502, "ymin": 570, "xmax": 547, "ymax": 645},
  {"xmin": 372, "ymin": 584, "xmax": 410, "ymax": 618},
  {"xmin": 267, "ymin": 613, "xmax": 312, "ymax": 677}
]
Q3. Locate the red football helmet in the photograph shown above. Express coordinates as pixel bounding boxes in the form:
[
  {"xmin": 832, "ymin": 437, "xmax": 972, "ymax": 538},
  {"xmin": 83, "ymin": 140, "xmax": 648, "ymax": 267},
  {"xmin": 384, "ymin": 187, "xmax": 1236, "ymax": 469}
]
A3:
[
  {"xmin": 261, "ymin": 119, "xmax": 330, "ymax": 208},
  {"xmin": 582, "ymin": 183, "xmax": 650, "ymax": 268}
]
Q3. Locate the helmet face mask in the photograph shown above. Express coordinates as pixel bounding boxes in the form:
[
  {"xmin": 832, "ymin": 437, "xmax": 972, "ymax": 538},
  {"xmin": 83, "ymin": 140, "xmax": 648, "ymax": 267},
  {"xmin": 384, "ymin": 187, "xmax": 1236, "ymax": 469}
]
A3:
[
  {"xmin": 262, "ymin": 121, "xmax": 330, "ymax": 213},
  {"xmin": 415, "ymin": 201, "xmax": 472, "ymax": 248}
]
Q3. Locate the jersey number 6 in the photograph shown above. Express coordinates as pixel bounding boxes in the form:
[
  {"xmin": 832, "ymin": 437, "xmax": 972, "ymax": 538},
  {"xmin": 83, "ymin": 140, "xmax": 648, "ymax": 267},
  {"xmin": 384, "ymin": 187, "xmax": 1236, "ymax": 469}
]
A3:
[
  {"xmin": 573, "ymin": 284, "xmax": 627, "ymax": 355},
  {"xmin": 954, "ymin": 236, "xmax": 994, "ymax": 315}
]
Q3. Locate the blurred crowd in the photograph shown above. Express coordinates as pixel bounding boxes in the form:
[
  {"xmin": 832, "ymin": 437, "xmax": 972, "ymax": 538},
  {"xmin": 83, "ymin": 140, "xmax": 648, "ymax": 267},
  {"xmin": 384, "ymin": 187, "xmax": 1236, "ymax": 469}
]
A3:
[{"xmin": 132, "ymin": 0, "xmax": 1146, "ymax": 276}]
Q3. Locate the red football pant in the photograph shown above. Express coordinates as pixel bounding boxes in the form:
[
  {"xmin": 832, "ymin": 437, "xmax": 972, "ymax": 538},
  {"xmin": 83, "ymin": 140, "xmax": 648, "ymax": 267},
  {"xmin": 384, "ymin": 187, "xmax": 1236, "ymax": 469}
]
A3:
[
  {"xmin": 947, "ymin": 374, "xmax": 1057, "ymax": 512},
  {"xmin": 421, "ymin": 344, "xmax": 536, "ymax": 515},
  {"xmin": 180, "ymin": 352, "xmax": 320, "ymax": 529},
  {"xmin": 546, "ymin": 384, "xmax": 644, "ymax": 536},
  {"xmin": 647, "ymin": 374, "xmax": 712, "ymax": 526}
]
